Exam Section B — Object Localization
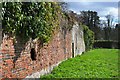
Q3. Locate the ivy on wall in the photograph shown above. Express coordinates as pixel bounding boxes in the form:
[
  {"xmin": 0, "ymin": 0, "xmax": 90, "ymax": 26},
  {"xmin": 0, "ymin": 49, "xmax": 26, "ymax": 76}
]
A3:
[
  {"xmin": 2, "ymin": 2, "xmax": 94, "ymax": 51},
  {"xmin": 2, "ymin": 2, "xmax": 62, "ymax": 43}
]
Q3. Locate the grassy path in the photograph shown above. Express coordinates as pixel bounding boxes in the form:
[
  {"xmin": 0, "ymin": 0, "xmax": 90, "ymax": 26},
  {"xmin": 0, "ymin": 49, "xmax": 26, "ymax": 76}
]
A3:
[{"xmin": 40, "ymin": 49, "xmax": 118, "ymax": 78}]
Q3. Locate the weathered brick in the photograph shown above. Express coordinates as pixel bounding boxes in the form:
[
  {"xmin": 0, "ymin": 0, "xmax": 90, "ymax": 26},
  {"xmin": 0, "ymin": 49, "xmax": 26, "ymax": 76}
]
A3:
[
  {"xmin": 5, "ymin": 59, "xmax": 13, "ymax": 64},
  {"xmin": 1, "ymin": 26, "xmax": 85, "ymax": 79}
]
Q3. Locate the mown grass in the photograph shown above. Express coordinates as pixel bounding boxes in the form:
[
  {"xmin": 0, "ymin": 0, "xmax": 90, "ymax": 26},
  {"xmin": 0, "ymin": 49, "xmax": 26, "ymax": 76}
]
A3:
[{"xmin": 40, "ymin": 49, "xmax": 119, "ymax": 78}]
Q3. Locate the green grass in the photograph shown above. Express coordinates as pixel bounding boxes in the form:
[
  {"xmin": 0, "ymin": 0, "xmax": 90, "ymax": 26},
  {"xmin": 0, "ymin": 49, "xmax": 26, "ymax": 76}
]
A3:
[{"xmin": 40, "ymin": 49, "xmax": 119, "ymax": 78}]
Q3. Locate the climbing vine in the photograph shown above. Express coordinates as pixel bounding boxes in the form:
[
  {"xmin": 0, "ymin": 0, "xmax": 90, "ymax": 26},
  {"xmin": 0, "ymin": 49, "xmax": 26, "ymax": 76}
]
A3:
[{"xmin": 2, "ymin": 2, "xmax": 62, "ymax": 43}]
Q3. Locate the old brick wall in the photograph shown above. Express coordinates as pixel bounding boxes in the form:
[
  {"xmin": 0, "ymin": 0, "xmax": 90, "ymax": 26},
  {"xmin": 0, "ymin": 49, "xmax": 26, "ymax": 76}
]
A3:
[{"xmin": 0, "ymin": 29, "xmax": 72, "ymax": 79}]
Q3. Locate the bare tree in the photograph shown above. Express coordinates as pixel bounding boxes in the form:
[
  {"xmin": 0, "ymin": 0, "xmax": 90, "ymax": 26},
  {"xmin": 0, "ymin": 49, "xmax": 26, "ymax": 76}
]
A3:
[
  {"xmin": 105, "ymin": 14, "xmax": 114, "ymax": 27},
  {"xmin": 104, "ymin": 14, "xmax": 115, "ymax": 40}
]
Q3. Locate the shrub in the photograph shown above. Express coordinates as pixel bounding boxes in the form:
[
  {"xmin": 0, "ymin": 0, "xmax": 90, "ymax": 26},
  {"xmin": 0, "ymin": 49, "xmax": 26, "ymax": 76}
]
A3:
[{"xmin": 82, "ymin": 25, "xmax": 94, "ymax": 51}]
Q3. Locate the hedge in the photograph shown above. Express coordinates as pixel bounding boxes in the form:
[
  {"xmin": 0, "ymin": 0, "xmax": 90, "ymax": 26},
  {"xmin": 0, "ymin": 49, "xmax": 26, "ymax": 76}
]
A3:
[{"xmin": 94, "ymin": 40, "xmax": 120, "ymax": 49}]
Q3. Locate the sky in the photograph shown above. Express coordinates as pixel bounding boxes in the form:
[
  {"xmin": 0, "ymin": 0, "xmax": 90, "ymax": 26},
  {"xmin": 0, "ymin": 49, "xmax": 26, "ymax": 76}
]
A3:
[{"xmin": 62, "ymin": 0, "xmax": 119, "ymax": 25}]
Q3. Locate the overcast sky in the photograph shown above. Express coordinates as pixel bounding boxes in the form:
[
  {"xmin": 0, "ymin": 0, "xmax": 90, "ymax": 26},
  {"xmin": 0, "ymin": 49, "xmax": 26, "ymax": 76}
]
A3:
[{"xmin": 64, "ymin": 1, "xmax": 119, "ymax": 25}]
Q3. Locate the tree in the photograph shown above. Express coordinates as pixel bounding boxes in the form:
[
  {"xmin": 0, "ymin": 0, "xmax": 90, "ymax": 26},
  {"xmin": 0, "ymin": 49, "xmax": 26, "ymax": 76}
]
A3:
[
  {"xmin": 103, "ymin": 14, "xmax": 114, "ymax": 40},
  {"xmin": 105, "ymin": 14, "xmax": 114, "ymax": 27},
  {"xmin": 80, "ymin": 10, "xmax": 100, "ymax": 40}
]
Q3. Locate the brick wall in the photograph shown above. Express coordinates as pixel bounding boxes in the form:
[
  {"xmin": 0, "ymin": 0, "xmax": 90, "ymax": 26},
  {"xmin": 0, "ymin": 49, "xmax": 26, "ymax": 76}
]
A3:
[
  {"xmin": 0, "ymin": 23, "xmax": 85, "ymax": 79},
  {"xmin": 0, "ymin": 30, "xmax": 73, "ymax": 79}
]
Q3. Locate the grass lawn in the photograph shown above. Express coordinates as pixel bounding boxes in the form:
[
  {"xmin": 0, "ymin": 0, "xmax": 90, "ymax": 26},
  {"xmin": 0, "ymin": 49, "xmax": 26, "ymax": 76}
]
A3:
[{"xmin": 40, "ymin": 49, "xmax": 119, "ymax": 78}]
